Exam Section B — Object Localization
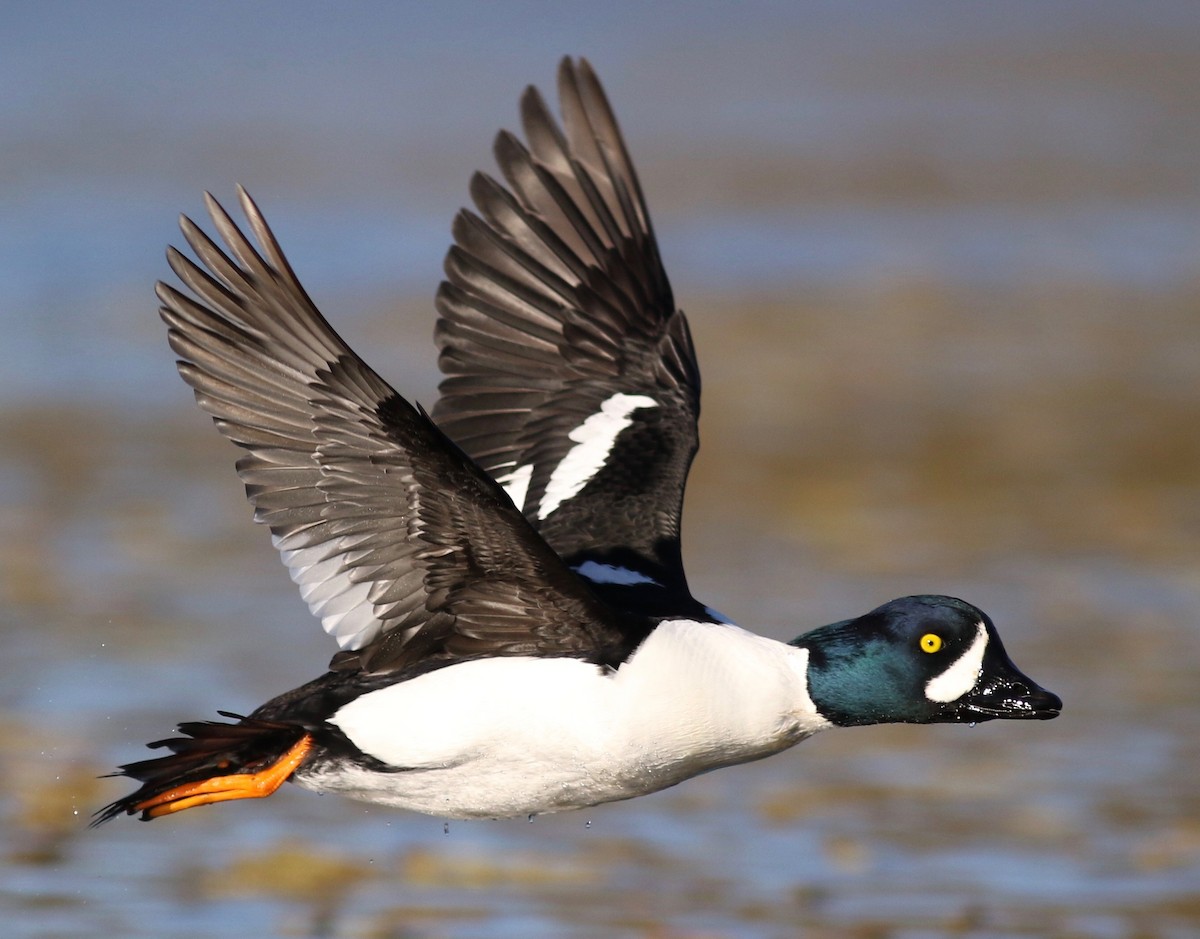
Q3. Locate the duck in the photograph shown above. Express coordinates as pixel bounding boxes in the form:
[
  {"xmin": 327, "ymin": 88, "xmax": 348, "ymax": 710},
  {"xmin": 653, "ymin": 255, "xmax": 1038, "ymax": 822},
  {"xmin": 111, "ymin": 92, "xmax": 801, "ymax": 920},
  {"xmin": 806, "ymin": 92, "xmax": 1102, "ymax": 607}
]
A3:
[{"xmin": 94, "ymin": 58, "xmax": 1060, "ymax": 827}]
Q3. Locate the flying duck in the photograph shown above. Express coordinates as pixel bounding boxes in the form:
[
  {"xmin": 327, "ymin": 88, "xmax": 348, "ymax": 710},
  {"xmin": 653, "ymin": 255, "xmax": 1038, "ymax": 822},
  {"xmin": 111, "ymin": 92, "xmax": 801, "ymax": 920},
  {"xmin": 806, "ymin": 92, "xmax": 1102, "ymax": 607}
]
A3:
[{"xmin": 95, "ymin": 58, "xmax": 1060, "ymax": 826}]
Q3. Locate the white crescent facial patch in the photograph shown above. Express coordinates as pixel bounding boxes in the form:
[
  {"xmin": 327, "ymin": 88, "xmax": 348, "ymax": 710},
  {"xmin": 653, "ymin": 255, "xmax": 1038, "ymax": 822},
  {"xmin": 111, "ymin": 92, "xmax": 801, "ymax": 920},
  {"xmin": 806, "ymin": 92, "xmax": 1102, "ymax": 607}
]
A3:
[{"xmin": 925, "ymin": 622, "xmax": 988, "ymax": 703}]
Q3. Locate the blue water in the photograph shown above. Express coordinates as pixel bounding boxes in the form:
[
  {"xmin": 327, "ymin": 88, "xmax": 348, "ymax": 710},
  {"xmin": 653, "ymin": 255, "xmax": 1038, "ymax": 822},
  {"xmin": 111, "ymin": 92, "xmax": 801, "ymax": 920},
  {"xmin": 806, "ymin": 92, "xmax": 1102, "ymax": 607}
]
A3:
[
  {"xmin": 4, "ymin": 2, "xmax": 1199, "ymax": 409},
  {"xmin": 3, "ymin": 3, "xmax": 1200, "ymax": 937}
]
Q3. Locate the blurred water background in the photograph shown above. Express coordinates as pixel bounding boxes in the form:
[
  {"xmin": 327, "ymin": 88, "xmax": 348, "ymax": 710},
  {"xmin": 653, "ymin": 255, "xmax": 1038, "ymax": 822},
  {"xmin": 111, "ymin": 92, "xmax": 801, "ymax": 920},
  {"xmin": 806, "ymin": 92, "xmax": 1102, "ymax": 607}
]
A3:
[{"xmin": 3, "ymin": 2, "xmax": 1199, "ymax": 937}]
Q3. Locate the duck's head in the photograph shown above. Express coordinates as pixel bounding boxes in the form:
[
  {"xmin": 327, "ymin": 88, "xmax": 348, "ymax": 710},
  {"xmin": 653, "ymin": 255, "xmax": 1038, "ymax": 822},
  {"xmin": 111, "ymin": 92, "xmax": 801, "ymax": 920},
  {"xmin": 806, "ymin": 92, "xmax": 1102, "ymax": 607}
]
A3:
[{"xmin": 792, "ymin": 595, "xmax": 1061, "ymax": 727}]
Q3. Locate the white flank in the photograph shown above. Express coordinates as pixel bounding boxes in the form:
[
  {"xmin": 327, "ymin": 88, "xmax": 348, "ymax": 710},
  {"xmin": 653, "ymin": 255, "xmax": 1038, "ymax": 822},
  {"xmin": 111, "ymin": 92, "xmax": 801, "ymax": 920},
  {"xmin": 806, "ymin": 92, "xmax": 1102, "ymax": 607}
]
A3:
[
  {"xmin": 320, "ymin": 619, "xmax": 830, "ymax": 819},
  {"xmin": 537, "ymin": 393, "xmax": 658, "ymax": 520},
  {"xmin": 573, "ymin": 560, "xmax": 661, "ymax": 586},
  {"xmin": 272, "ymin": 533, "xmax": 382, "ymax": 650},
  {"xmin": 925, "ymin": 622, "xmax": 989, "ymax": 703},
  {"xmin": 496, "ymin": 463, "xmax": 533, "ymax": 512}
]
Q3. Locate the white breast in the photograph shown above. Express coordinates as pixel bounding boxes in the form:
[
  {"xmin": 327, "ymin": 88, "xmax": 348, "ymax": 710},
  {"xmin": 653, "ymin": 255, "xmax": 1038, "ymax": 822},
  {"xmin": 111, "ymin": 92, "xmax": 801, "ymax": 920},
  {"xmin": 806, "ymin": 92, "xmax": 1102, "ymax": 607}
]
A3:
[{"xmin": 308, "ymin": 619, "xmax": 831, "ymax": 818}]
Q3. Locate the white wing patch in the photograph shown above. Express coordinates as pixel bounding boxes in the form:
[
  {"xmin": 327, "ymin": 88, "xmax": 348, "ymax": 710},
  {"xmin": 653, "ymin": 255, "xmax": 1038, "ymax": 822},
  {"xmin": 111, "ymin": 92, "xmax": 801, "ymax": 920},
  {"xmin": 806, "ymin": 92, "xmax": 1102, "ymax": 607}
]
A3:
[
  {"xmin": 573, "ymin": 560, "xmax": 661, "ymax": 586},
  {"xmin": 272, "ymin": 533, "xmax": 385, "ymax": 650},
  {"xmin": 538, "ymin": 393, "xmax": 658, "ymax": 520},
  {"xmin": 496, "ymin": 463, "xmax": 534, "ymax": 513},
  {"xmin": 925, "ymin": 622, "xmax": 988, "ymax": 703}
]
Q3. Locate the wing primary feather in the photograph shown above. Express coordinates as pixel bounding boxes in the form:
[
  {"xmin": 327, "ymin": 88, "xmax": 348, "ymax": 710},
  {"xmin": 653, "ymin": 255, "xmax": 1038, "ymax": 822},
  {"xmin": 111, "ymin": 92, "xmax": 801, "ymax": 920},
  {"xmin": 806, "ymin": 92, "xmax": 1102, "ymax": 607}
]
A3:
[
  {"xmin": 432, "ymin": 58, "xmax": 701, "ymax": 613},
  {"xmin": 160, "ymin": 189, "xmax": 649, "ymax": 672}
]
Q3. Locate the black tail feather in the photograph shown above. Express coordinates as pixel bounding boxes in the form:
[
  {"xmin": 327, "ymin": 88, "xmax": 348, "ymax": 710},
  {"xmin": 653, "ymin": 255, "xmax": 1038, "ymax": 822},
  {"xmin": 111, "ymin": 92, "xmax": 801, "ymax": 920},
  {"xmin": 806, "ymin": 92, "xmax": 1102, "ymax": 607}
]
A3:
[{"xmin": 92, "ymin": 713, "xmax": 309, "ymax": 826}]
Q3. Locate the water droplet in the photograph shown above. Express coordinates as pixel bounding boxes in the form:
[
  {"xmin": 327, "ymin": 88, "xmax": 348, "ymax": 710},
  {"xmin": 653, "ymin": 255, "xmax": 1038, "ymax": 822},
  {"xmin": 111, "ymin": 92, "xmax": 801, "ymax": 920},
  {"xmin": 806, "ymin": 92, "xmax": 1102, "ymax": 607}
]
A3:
[
  {"xmin": 968, "ymin": 721, "xmax": 977, "ymax": 729},
  {"xmin": 443, "ymin": 821, "xmax": 450, "ymax": 835},
  {"xmin": 585, "ymin": 820, "xmax": 592, "ymax": 829},
  {"xmin": 527, "ymin": 813, "xmax": 535, "ymax": 823}
]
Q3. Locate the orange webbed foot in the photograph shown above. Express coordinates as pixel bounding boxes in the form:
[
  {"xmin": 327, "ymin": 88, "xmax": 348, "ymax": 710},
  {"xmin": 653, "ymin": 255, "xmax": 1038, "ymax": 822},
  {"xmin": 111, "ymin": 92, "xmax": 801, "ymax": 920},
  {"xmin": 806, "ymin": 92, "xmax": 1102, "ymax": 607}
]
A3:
[{"xmin": 134, "ymin": 733, "xmax": 313, "ymax": 819}]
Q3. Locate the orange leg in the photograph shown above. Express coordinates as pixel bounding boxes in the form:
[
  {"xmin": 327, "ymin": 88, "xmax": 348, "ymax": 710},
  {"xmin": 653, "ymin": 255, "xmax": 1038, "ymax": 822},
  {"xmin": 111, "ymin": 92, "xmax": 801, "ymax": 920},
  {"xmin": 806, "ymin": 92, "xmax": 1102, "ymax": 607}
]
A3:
[{"xmin": 136, "ymin": 733, "xmax": 313, "ymax": 819}]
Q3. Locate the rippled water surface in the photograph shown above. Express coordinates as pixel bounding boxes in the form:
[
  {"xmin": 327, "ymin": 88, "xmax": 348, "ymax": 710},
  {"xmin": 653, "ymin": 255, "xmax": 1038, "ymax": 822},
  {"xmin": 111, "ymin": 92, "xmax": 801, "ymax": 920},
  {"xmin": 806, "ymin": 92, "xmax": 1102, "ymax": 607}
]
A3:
[{"xmin": 3, "ymin": 4, "xmax": 1199, "ymax": 937}]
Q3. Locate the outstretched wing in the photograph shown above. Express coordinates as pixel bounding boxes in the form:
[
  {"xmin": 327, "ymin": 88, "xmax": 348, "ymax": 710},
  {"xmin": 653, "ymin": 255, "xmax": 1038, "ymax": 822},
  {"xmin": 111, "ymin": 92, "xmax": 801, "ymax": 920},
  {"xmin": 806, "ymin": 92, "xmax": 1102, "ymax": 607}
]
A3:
[
  {"xmin": 159, "ymin": 188, "xmax": 649, "ymax": 676},
  {"xmin": 433, "ymin": 58, "xmax": 703, "ymax": 615}
]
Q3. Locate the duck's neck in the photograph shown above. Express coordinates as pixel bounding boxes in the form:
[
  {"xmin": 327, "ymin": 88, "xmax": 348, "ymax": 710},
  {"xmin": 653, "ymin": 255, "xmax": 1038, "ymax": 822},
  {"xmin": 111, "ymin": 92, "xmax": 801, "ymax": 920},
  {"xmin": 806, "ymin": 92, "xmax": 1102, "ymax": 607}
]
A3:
[{"xmin": 789, "ymin": 619, "xmax": 904, "ymax": 727}]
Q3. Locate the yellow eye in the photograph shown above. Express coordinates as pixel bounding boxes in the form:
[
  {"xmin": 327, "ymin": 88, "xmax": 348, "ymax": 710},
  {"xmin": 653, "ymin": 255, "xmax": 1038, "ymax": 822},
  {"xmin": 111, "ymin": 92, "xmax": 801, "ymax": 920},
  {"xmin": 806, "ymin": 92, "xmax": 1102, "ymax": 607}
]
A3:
[{"xmin": 920, "ymin": 633, "xmax": 943, "ymax": 653}]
